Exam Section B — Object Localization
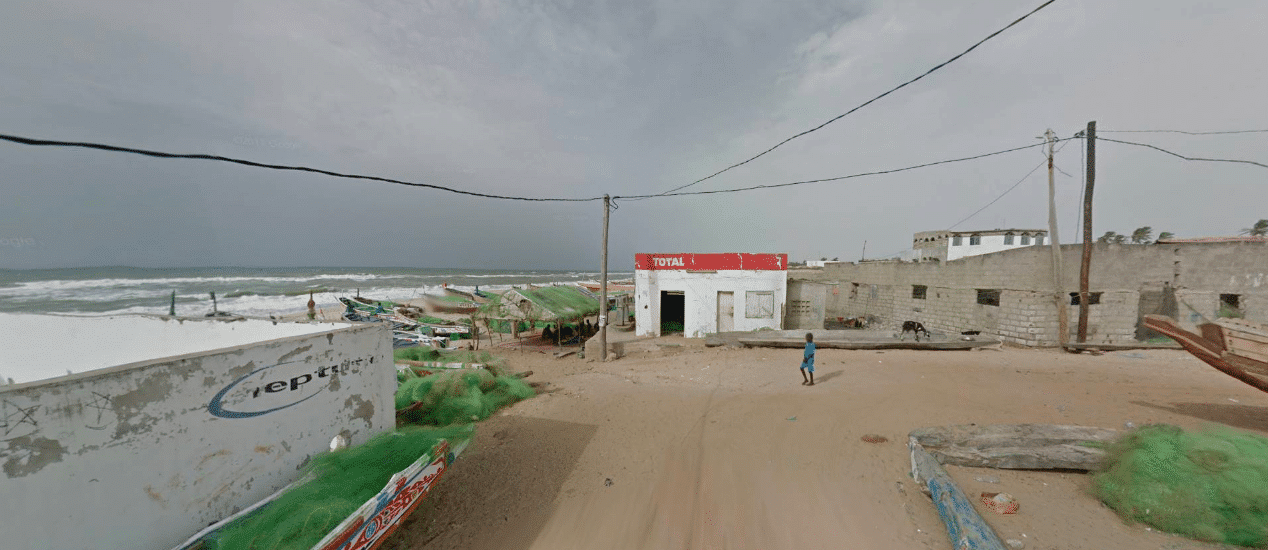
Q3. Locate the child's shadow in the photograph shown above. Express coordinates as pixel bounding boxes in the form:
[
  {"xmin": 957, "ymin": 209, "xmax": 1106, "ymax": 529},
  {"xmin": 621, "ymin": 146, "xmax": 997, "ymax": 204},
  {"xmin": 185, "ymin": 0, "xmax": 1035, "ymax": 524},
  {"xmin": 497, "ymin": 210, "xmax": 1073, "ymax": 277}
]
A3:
[{"xmin": 816, "ymin": 370, "xmax": 844, "ymax": 384}]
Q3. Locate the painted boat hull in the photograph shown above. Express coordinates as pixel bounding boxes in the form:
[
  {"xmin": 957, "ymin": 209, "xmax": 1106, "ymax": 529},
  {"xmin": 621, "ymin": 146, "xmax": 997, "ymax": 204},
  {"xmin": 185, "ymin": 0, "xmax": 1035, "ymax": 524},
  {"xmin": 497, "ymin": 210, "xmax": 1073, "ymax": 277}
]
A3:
[
  {"xmin": 172, "ymin": 433, "xmax": 471, "ymax": 550},
  {"xmin": 1142, "ymin": 314, "xmax": 1268, "ymax": 393}
]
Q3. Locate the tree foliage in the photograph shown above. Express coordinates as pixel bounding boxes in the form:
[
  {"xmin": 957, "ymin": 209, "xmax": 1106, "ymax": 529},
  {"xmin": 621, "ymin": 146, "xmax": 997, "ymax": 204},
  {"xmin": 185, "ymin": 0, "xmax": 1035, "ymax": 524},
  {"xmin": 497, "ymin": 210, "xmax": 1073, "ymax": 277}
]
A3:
[
  {"xmin": 1130, "ymin": 226, "xmax": 1153, "ymax": 244},
  {"xmin": 1098, "ymin": 231, "xmax": 1127, "ymax": 244},
  {"xmin": 1242, "ymin": 219, "xmax": 1268, "ymax": 237}
]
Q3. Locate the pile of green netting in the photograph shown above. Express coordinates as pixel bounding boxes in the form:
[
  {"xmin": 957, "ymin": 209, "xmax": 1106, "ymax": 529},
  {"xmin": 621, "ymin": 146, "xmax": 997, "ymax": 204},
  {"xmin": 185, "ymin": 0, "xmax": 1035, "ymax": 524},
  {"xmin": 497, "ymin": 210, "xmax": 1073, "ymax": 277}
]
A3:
[
  {"xmin": 393, "ymin": 349, "xmax": 507, "ymax": 369},
  {"xmin": 205, "ymin": 424, "xmax": 473, "ymax": 550},
  {"xmin": 1090, "ymin": 424, "xmax": 1268, "ymax": 547},
  {"xmin": 396, "ymin": 367, "xmax": 535, "ymax": 426},
  {"xmin": 202, "ymin": 351, "xmax": 535, "ymax": 550}
]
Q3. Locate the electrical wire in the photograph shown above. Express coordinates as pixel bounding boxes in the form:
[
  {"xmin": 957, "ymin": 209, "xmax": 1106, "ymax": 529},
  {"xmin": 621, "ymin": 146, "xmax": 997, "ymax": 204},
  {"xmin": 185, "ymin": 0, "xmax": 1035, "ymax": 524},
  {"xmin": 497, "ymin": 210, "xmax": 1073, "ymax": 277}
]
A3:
[
  {"xmin": 1098, "ymin": 129, "xmax": 1268, "ymax": 136},
  {"xmin": 615, "ymin": 139, "xmax": 1070, "ymax": 200},
  {"xmin": 947, "ymin": 158, "xmax": 1046, "ymax": 231},
  {"xmin": 646, "ymin": 0, "xmax": 1058, "ymax": 198},
  {"xmin": 0, "ymin": 133, "xmax": 604, "ymax": 202},
  {"xmin": 878, "ymin": 135, "xmax": 1075, "ymax": 260},
  {"xmin": 1097, "ymin": 137, "xmax": 1268, "ymax": 170}
]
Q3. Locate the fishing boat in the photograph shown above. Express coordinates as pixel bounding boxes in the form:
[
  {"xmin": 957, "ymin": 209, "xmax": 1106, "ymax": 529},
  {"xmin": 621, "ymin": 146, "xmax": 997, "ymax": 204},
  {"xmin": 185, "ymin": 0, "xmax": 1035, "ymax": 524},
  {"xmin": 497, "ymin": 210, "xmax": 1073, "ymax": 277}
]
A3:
[
  {"xmin": 1141, "ymin": 314, "xmax": 1268, "ymax": 393},
  {"xmin": 173, "ymin": 433, "xmax": 471, "ymax": 550},
  {"xmin": 443, "ymin": 287, "xmax": 490, "ymax": 304},
  {"xmin": 423, "ymin": 293, "xmax": 480, "ymax": 314}
]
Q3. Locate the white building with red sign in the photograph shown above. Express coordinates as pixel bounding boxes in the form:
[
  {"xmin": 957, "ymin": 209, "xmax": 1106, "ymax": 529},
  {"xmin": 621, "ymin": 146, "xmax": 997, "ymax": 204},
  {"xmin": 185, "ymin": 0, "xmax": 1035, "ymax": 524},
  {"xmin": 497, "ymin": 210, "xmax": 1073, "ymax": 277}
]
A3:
[{"xmin": 634, "ymin": 253, "xmax": 789, "ymax": 337}]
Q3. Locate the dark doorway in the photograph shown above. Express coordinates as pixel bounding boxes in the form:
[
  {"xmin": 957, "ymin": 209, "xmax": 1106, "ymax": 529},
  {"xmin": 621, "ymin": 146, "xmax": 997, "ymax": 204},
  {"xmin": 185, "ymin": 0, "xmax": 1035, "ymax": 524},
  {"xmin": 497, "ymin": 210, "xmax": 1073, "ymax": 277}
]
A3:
[
  {"xmin": 660, "ymin": 291, "xmax": 685, "ymax": 334},
  {"xmin": 1136, "ymin": 284, "xmax": 1179, "ymax": 340}
]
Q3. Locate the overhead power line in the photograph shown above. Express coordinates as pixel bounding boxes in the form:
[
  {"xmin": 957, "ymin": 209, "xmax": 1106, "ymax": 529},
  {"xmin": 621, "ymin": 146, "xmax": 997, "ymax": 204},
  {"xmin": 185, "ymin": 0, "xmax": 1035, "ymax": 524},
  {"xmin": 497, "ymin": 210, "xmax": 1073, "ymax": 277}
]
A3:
[
  {"xmin": 1098, "ymin": 137, "xmax": 1268, "ymax": 170},
  {"xmin": 948, "ymin": 158, "xmax": 1046, "ymax": 231},
  {"xmin": 879, "ymin": 135, "xmax": 1080, "ymax": 259},
  {"xmin": 650, "ymin": 0, "xmax": 1057, "ymax": 198},
  {"xmin": 615, "ymin": 138, "xmax": 1075, "ymax": 200},
  {"xmin": 1098, "ymin": 129, "xmax": 1268, "ymax": 136},
  {"xmin": 0, "ymin": 133, "xmax": 604, "ymax": 202}
]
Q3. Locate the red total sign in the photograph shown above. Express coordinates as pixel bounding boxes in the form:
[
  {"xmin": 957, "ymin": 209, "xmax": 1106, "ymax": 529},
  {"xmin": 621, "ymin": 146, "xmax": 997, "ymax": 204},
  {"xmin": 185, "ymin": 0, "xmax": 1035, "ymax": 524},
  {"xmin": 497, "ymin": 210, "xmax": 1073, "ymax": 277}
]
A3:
[{"xmin": 634, "ymin": 253, "xmax": 788, "ymax": 271}]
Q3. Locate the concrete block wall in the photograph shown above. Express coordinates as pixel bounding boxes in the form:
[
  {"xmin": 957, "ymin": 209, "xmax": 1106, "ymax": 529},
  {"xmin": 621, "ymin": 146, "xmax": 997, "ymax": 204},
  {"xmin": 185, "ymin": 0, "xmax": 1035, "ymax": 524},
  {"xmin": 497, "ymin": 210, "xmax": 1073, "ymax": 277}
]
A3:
[{"xmin": 790, "ymin": 241, "xmax": 1268, "ymax": 346}]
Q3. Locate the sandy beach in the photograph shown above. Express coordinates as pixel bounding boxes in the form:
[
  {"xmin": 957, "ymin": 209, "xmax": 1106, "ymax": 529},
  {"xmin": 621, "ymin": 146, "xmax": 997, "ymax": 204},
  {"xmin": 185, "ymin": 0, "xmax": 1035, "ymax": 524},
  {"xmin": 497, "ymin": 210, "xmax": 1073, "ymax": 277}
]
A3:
[{"xmin": 372, "ymin": 336, "xmax": 1264, "ymax": 550}]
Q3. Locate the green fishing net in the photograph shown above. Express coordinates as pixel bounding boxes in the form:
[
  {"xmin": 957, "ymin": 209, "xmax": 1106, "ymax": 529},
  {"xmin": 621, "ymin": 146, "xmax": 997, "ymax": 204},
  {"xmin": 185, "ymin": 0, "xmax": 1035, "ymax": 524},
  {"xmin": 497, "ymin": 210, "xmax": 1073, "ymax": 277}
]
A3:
[
  {"xmin": 394, "ymin": 347, "xmax": 442, "ymax": 362},
  {"xmin": 1090, "ymin": 424, "xmax": 1268, "ymax": 547},
  {"xmin": 395, "ymin": 368, "xmax": 535, "ymax": 426},
  {"xmin": 204, "ymin": 424, "xmax": 473, "ymax": 550},
  {"xmin": 203, "ymin": 354, "xmax": 534, "ymax": 550}
]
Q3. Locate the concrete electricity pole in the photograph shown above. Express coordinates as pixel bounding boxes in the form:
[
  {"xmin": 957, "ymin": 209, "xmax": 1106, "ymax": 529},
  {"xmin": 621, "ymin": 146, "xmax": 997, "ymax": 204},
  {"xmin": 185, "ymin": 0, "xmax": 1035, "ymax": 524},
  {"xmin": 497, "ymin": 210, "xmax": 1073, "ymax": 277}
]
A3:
[{"xmin": 1044, "ymin": 129, "xmax": 1068, "ymax": 347}]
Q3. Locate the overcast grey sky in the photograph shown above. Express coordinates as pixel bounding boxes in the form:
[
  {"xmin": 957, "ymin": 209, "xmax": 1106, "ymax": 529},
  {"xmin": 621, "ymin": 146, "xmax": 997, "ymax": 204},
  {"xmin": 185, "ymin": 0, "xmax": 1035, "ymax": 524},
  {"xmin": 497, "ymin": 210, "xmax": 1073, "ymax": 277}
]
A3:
[{"xmin": 2, "ymin": 0, "xmax": 1265, "ymax": 270}]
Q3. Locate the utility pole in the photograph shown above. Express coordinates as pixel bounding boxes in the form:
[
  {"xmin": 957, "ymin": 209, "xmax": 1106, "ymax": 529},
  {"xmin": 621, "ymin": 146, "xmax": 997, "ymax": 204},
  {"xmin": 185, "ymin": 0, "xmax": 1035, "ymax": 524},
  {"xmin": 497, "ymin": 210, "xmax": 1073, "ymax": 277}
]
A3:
[
  {"xmin": 1044, "ymin": 129, "xmax": 1068, "ymax": 348},
  {"xmin": 600, "ymin": 194, "xmax": 610, "ymax": 361},
  {"xmin": 1077, "ymin": 121, "xmax": 1096, "ymax": 343}
]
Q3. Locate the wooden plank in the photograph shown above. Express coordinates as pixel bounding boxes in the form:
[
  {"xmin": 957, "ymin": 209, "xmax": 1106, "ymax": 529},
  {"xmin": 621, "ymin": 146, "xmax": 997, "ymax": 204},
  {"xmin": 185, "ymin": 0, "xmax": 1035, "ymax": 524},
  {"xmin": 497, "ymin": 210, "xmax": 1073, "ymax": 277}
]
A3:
[
  {"xmin": 1065, "ymin": 342, "xmax": 1182, "ymax": 351},
  {"xmin": 909, "ymin": 439, "xmax": 1009, "ymax": 550},
  {"xmin": 738, "ymin": 338, "xmax": 997, "ymax": 350},
  {"xmin": 909, "ymin": 424, "xmax": 1117, "ymax": 471},
  {"xmin": 1215, "ymin": 318, "xmax": 1268, "ymax": 340}
]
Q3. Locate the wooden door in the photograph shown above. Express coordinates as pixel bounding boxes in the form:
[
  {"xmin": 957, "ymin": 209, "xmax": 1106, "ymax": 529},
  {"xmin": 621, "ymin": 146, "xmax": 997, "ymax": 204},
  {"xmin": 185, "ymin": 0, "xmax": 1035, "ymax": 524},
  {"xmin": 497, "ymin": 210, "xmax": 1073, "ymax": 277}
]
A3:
[{"xmin": 718, "ymin": 291, "xmax": 735, "ymax": 333}]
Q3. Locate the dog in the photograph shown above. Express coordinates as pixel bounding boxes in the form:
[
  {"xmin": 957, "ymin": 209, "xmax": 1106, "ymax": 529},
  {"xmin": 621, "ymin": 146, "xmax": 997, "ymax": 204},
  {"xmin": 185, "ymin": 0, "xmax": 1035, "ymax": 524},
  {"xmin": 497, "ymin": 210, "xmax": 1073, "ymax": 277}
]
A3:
[{"xmin": 899, "ymin": 321, "xmax": 931, "ymax": 342}]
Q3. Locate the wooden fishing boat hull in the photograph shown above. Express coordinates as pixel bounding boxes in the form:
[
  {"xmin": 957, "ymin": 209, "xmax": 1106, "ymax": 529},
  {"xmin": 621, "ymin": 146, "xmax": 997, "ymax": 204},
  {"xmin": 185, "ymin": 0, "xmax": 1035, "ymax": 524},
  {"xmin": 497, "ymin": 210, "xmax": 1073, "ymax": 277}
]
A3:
[
  {"xmin": 443, "ymin": 287, "xmax": 489, "ymax": 303},
  {"xmin": 424, "ymin": 295, "xmax": 479, "ymax": 314},
  {"xmin": 1141, "ymin": 314, "xmax": 1268, "ymax": 393},
  {"xmin": 172, "ymin": 433, "xmax": 471, "ymax": 550}
]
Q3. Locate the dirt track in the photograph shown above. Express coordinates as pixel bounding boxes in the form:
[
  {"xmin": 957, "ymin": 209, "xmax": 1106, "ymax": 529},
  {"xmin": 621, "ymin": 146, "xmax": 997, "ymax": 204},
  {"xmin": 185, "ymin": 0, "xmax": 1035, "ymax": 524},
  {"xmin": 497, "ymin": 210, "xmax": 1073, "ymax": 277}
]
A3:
[{"xmin": 385, "ymin": 337, "xmax": 1267, "ymax": 550}]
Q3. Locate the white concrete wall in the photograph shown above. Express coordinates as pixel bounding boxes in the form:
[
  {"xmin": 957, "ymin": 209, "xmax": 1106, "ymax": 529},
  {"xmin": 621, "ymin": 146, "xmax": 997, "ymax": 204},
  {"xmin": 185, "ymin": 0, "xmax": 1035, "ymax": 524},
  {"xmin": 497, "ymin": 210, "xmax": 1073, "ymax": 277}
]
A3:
[
  {"xmin": 635, "ymin": 270, "xmax": 787, "ymax": 337},
  {"xmin": 0, "ymin": 322, "xmax": 395, "ymax": 550},
  {"xmin": 946, "ymin": 234, "xmax": 1043, "ymax": 261}
]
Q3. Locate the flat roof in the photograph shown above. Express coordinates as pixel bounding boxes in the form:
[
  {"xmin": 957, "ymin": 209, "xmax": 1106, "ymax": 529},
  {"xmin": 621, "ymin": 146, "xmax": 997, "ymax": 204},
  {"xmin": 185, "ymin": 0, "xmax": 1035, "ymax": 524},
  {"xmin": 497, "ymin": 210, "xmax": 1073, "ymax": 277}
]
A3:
[{"xmin": 0, "ymin": 313, "xmax": 353, "ymax": 386}]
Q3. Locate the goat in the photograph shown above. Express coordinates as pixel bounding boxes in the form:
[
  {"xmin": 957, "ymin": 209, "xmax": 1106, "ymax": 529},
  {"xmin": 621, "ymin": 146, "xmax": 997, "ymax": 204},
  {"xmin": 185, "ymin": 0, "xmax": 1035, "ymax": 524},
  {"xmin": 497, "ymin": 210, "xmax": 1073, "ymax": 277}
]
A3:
[{"xmin": 899, "ymin": 321, "xmax": 931, "ymax": 342}]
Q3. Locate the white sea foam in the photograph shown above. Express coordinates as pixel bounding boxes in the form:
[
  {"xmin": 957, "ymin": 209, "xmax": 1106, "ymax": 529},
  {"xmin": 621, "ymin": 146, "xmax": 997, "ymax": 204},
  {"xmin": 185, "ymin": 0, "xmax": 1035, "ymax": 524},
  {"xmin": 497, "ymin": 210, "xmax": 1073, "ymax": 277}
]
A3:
[{"xmin": 0, "ymin": 273, "xmax": 415, "ymax": 294}]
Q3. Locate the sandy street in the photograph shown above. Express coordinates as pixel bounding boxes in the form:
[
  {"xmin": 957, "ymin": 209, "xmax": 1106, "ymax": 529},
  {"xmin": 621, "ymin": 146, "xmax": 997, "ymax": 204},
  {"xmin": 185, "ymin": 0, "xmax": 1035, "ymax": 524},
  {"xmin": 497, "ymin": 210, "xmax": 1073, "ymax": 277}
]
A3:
[{"xmin": 384, "ymin": 337, "xmax": 1265, "ymax": 550}]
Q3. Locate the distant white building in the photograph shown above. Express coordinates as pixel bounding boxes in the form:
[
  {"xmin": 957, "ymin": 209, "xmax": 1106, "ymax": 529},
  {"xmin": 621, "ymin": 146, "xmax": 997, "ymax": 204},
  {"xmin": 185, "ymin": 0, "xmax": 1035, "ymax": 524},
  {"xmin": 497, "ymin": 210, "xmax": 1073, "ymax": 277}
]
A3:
[
  {"xmin": 912, "ymin": 229, "xmax": 1048, "ymax": 262},
  {"xmin": 805, "ymin": 260, "xmax": 845, "ymax": 268}
]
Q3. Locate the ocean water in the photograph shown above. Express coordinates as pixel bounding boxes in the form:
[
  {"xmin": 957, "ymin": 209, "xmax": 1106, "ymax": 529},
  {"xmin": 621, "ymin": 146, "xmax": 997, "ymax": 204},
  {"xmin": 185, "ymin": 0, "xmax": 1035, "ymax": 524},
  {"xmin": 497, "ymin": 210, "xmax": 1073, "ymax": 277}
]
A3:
[{"xmin": 0, "ymin": 266, "xmax": 634, "ymax": 317}]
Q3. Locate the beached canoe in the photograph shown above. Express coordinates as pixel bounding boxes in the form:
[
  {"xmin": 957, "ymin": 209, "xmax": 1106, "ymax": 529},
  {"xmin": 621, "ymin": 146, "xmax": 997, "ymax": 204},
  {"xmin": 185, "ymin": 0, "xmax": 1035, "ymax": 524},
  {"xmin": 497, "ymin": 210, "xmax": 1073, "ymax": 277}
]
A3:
[
  {"xmin": 423, "ymin": 294, "xmax": 480, "ymax": 314},
  {"xmin": 172, "ymin": 433, "xmax": 470, "ymax": 550},
  {"xmin": 443, "ymin": 287, "xmax": 489, "ymax": 303},
  {"xmin": 738, "ymin": 336, "xmax": 998, "ymax": 350},
  {"xmin": 1141, "ymin": 314, "xmax": 1268, "ymax": 393}
]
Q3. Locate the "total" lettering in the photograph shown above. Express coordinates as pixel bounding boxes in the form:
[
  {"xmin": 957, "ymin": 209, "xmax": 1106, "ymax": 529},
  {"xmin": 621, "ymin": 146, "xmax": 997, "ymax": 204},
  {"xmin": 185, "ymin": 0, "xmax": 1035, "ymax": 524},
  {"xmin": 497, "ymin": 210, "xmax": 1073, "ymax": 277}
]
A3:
[{"xmin": 653, "ymin": 257, "xmax": 685, "ymax": 267}]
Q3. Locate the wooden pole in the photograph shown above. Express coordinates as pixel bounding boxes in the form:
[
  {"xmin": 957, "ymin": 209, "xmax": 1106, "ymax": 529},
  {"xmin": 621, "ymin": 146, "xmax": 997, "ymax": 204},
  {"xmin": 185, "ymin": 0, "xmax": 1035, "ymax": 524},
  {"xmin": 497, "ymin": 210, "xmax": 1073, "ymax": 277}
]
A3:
[
  {"xmin": 600, "ymin": 194, "xmax": 610, "ymax": 360},
  {"xmin": 1077, "ymin": 121, "xmax": 1096, "ymax": 343},
  {"xmin": 1045, "ymin": 129, "xmax": 1069, "ymax": 348}
]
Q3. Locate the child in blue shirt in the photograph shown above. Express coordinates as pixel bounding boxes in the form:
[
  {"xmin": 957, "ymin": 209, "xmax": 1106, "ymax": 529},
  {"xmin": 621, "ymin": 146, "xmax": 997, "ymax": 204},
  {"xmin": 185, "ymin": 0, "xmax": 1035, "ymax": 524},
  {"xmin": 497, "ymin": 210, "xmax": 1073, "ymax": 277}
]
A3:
[{"xmin": 801, "ymin": 332, "xmax": 815, "ymax": 386}]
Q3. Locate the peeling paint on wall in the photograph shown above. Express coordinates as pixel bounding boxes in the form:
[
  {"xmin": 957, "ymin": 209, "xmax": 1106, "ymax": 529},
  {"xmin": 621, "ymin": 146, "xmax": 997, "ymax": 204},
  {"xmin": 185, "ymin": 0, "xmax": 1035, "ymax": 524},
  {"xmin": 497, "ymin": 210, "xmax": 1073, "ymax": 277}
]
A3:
[
  {"xmin": 2, "ymin": 435, "xmax": 68, "ymax": 478},
  {"xmin": 0, "ymin": 323, "xmax": 393, "ymax": 550}
]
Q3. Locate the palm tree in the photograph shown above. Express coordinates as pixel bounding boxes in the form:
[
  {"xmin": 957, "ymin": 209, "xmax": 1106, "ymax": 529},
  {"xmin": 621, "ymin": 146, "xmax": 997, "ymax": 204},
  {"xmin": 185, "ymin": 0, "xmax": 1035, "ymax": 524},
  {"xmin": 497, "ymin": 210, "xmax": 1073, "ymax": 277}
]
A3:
[
  {"xmin": 1130, "ymin": 226, "xmax": 1153, "ymax": 244},
  {"xmin": 1241, "ymin": 219, "xmax": 1268, "ymax": 237},
  {"xmin": 1156, "ymin": 231, "xmax": 1175, "ymax": 241},
  {"xmin": 1097, "ymin": 231, "xmax": 1120, "ymax": 244}
]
